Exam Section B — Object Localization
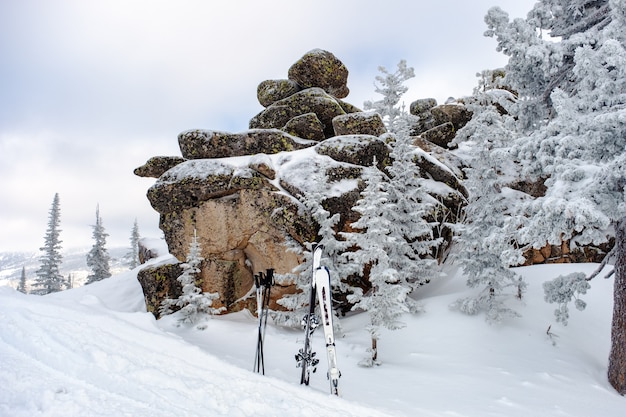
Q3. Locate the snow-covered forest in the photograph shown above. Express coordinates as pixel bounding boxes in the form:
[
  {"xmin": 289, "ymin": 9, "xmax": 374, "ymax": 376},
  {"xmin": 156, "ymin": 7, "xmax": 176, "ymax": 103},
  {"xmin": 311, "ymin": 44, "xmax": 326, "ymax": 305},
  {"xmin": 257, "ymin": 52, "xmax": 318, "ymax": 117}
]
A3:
[{"xmin": 1, "ymin": 0, "xmax": 626, "ymax": 415}]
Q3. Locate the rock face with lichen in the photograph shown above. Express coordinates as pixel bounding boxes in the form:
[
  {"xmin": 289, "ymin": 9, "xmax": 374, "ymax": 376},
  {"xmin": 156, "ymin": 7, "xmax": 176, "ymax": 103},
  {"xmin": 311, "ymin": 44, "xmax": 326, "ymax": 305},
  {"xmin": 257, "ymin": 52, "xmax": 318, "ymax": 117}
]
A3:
[{"xmin": 134, "ymin": 49, "xmax": 468, "ymax": 318}]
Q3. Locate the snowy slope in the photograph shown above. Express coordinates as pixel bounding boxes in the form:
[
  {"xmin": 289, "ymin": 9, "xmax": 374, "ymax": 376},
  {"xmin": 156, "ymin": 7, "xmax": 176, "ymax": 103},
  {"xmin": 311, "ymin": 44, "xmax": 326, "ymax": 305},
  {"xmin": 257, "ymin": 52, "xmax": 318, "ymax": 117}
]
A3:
[{"xmin": 1, "ymin": 259, "xmax": 624, "ymax": 417}]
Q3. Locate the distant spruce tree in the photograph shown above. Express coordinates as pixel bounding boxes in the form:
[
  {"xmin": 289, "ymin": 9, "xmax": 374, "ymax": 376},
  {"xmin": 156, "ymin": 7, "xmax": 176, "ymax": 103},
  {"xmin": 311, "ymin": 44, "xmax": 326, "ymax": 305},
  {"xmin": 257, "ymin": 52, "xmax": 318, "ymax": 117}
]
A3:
[
  {"xmin": 126, "ymin": 219, "xmax": 140, "ymax": 269},
  {"xmin": 33, "ymin": 193, "xmax": 64, "ymax": 295},
  {"xmin": 17, "ymin": 266, "xmax": 28, "ymax": 294},
  {"xmin": 86, "ymin": 205, "xmax": 111, "ymax": 284}
]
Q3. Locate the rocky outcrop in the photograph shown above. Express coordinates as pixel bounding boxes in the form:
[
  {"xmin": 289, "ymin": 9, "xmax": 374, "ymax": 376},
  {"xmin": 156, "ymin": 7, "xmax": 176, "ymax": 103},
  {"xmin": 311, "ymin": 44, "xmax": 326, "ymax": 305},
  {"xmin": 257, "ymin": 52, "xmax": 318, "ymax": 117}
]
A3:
[
  {"xmin": 250, "ymin": 87, "xmax": 351, "ymax": 138},
  {"xmin": 410, "ymin": 98, "xmax": 473, "ymax": 149},
  {"xmin": 178, "ymin": 129, "xmax": 314, "ymax": 160},
  {"xmin": 135, "ymin": 49, "xmax": 469, "ymax": 317}
]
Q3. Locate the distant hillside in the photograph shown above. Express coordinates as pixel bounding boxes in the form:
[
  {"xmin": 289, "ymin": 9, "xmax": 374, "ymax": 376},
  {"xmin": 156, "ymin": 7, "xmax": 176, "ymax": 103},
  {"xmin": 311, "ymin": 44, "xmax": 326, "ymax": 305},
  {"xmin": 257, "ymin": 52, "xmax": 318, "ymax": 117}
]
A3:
[{"xmin": 0, "ymin": 247, "xmax": 133, "ymax": 291}]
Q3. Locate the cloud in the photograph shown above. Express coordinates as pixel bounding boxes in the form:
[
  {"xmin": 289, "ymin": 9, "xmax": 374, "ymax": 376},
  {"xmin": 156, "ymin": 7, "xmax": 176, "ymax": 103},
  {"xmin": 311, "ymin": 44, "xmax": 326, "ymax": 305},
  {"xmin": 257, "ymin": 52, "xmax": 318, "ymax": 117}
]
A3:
[{"xmin": 0, "ymin": 0, "xmax": 536, "ymax": 253}]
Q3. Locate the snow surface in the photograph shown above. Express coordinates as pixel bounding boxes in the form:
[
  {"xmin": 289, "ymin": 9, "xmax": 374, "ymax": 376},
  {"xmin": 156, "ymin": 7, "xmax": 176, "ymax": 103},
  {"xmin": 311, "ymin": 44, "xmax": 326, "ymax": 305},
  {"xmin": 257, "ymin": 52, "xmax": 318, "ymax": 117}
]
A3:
[{"xmin": 1, "ymin": 258, "xmax": 624, "ymax": 416}]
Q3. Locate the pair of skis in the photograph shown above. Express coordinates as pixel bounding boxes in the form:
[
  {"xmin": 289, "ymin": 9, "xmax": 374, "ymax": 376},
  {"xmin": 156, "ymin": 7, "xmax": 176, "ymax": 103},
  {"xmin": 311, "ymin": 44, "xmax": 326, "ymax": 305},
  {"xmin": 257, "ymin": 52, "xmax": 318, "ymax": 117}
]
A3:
[
  {"xmin": 295, "ymin": 244, "xmax": 340, "ymax": 396},
  {"xmin": 253, "ymin": 269, "xmax": 274, "ymax": 375}
]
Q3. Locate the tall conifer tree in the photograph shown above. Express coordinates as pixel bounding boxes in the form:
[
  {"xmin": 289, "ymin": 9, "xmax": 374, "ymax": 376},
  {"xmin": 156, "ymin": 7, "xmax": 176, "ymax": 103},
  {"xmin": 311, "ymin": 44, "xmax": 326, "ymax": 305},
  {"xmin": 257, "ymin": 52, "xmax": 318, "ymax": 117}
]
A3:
[
  {"xmin": 34, "ymin": 193, "xmax": 64, "ymax": 295},
  {"xmin": 17, "ymin": 266, "xmax": 28, "ymax": 294},
  {"xmin": 86, "ymin": 205, "xmax": 111, "ymax": 284},
  {"xmin": 127, "ymin": 219, "xmax": 141, "ymax": 269}
]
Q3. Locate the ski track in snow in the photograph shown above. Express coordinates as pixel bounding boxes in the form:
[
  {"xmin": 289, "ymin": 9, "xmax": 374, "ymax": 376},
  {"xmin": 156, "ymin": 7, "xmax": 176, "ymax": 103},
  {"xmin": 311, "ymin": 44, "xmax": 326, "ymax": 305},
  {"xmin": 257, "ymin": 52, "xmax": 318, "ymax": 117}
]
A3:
[{"xmin": 0, "ymin": 273, "xmax": 401, "ymax": 417}]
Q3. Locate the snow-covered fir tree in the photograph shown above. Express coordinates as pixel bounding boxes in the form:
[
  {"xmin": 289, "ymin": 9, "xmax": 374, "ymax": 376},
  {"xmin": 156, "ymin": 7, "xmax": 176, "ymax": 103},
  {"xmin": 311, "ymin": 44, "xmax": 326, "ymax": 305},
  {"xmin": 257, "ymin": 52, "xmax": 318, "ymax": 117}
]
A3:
[
  {"xmin": 160, "ymin": 230, "xmax": 223, "ymax": 326},
  {"xmin": 17, "ymin": 266, "xmax": 27, "ymax": 294},
  {"xmin": 366, "ymin": 60, "xmax": 440, "ymax": 287},
  {"xmin": 86, "ymin": 205, "xmax": 111, "ymax": 284},
  {"xmin": 480, "ymin": 0, "xmax": 626, "ymax": 393},
  {"xmin": 33, "ymin": 193, "xmax": 64, "ymax": 295},
  {"xmin": 364, "ymin": 60, "xmax": 415, "ymax": 132},
  {"xmin": 385, "ymin": 124, "xmax": 441, "ymax": 286},
  {"xmin": 451, "ymin": 88, "xmax": 528, "ymax": 323},
  {"xmin": 342, "ymin": 160, "xmax": 416, "ymax": 366},
  {"xmin": 126, "ymin": 219, "xmax": 140, "ymax": 269}
]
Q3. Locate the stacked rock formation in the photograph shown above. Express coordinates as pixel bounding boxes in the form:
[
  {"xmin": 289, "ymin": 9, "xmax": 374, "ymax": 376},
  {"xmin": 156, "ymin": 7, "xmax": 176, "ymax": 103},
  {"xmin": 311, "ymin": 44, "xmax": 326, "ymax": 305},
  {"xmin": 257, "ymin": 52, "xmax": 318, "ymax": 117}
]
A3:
[{"xmin": 134, "ymin": 49, "xmax": 468, "ymax": 317}]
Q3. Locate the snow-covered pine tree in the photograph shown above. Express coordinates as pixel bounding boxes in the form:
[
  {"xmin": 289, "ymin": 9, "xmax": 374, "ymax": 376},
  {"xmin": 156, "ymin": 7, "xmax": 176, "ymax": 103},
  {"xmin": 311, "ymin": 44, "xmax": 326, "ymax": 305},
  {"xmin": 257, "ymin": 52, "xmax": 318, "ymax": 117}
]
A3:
[
  {"xmin": 160, "ymin": 230, "xmax": 223, "ymax": 326},
  {"xmin": 126, "ymin": 219, "xmax": 140, "ymax": 269},
  {"xmin": 450, "ymin": 87, "xmax": 528, "ymax": 323},
  {"xmin": 364, "ymin": 60, "xmax": 415, "ymax": 132},
  {"xmin": 86, "ymin": 205, "xmax": 111, "ymax": 284},
  {"xmin": 33, "ymin": 193, "xmax": 64, "ymax": 295},
  {"xmin": 366, "ymin": 59, "xmax": 440, "ymax": 287},
  {"xmin": 484, "ymin": 0, "xmax": 626, "ymax": 393},
  {"xmin": 385, "ymin": 121, "xmax": 441, "ymax": 288},
  {"xmin": 17, "ymin": 266, "xmax": 27, "ymax": 294},
  {"xmin": 342, "ymin": 160, "xmax": 414, "ymax": 366}
]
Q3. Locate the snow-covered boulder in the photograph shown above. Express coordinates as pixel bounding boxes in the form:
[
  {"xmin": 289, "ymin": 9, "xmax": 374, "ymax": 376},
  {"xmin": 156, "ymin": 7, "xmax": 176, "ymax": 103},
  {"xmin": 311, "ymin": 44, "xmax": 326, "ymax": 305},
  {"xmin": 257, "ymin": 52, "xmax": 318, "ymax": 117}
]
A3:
[{"xmin": 315, "ymin": 135, "xmax": 389, "ymax": 169}]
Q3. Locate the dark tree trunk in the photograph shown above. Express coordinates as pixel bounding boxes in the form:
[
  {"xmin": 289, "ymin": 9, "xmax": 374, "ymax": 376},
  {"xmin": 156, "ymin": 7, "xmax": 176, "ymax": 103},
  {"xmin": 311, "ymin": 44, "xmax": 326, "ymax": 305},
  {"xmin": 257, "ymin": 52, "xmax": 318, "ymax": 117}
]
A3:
[
  {"xmin": 608, "ymin": 216, "xmax": 626, "ymax": 395},
  {"xmin": 371, "ymin": 336, "xmax": 378, "ymax": 362}
]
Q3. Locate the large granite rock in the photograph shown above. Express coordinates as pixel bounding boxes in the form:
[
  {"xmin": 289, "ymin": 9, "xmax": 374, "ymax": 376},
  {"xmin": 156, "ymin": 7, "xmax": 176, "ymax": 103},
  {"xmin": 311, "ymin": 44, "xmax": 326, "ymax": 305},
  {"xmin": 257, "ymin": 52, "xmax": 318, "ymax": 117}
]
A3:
[{"xmin": 409, "ymin": 99, "xmax": 473, "ymax": 149}]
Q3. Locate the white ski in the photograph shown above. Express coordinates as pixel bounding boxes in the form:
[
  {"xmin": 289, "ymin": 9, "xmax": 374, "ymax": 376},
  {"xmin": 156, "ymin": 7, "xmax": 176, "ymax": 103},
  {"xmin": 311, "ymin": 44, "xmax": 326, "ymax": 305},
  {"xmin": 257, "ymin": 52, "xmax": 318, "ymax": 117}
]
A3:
[
  {"xmin": 314, "ymin": 265, "xmax": 340, "ymax": 396},
  {"xmin": 296, "ymin": 244, "xmax": 324, "ymax": 385}
]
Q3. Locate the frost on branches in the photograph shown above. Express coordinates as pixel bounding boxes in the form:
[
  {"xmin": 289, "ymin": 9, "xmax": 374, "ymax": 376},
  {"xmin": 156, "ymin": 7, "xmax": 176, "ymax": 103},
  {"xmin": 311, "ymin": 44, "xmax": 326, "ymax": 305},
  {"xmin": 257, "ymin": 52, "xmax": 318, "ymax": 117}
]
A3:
[
  {"xmin": 451, "ymin": 90, "xmax": 528, "ymax": 323},
  {"xmin": 478, "ymin": 0, "xmax": 626, "ymax": 394},
  {"xmin": 543, "ymin": 272, "xmax": 591, "ymax": 325},
  {"xmin": 342, "ymin": 161, "xmax": 413, "ymax": 366},
  {"xmin": 364, "ymin": 60, "xmax": 415, "ymax": 132},
  {"xmin": 160, "ymin": 230, "xmax": 224, "ymax": 327}
]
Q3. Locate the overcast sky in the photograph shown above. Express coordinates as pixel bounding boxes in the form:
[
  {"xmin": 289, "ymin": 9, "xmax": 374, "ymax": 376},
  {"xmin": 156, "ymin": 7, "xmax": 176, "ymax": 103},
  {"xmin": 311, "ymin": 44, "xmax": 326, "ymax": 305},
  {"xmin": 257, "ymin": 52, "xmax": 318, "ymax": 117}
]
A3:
[{"xmin": 0, "ymin": 0, "xmax": 536, "ymax": 253}]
